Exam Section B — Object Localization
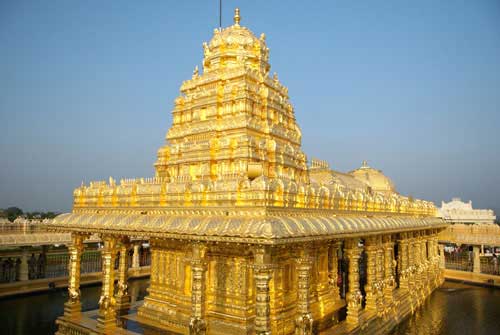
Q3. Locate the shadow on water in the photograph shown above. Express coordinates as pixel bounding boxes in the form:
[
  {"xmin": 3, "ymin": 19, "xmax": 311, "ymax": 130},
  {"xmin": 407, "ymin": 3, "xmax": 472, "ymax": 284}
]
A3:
[
  {"xmin": 0, "ymin": 278, "xmax": 149, "ymax": 335},
  {"xmin": 391, "ymin": 281, "xmax": 500, "ymax": 335}
]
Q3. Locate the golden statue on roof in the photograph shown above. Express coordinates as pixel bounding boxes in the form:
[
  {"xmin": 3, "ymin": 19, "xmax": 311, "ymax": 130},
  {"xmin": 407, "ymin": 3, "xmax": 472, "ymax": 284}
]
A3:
[{"xmin": 49, "ymin": 8, "xmax": 446, "ymax": 335}]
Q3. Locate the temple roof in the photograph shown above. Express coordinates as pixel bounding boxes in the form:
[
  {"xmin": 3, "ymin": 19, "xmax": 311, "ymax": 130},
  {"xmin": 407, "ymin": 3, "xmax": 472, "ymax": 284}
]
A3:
[{"xmin": 48, "ymin": 212, "xmax": 444, "ymax": 243}]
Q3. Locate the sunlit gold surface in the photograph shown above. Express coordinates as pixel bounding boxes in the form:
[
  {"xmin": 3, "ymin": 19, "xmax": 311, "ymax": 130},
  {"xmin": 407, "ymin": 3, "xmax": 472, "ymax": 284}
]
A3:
[
  {"xmin": 49, "ymin": 8, "xmax": 447, "ymax": 335},
  {"xmin": 439, "ymin": 223, "xmax": 500, "ymax": 249}
]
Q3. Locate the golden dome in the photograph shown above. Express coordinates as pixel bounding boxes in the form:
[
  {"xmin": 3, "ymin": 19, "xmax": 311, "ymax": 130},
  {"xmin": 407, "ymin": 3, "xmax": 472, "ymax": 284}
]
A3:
[
  {"xmin": 203, "ymin": 8, "xmax": 269, "ymax": 74},
  {"xmin": 349, "ymin": 161, "xmax": 397, "ymax": 194},
  {"xmin": 208, "ymin": 10, "xmax": 262, "ymax": 49}
]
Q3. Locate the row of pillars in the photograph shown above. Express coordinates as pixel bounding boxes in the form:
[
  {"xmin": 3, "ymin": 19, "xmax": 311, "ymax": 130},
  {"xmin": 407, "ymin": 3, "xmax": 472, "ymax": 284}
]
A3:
[
  {"xmin": 186, "ymin": 230, "xmax": 441, "ymax": 335},
  {"xmin": 63, "ymin": 234, "xmax": 143, "ymax": 333},
  {"xmin": 63, "ymin": 230, "xmax": 441, "ymax": 334}
]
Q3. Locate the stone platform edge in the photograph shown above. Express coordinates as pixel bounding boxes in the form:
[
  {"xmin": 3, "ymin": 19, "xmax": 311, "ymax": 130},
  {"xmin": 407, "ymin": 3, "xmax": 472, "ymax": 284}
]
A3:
[{"xmin": 443, "ymin": 268, "xmax": 500, "ymax": 288}]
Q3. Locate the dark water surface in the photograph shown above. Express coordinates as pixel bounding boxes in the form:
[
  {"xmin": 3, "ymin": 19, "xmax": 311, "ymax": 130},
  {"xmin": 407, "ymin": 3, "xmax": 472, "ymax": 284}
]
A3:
[
  {"xmin": 0, "ymin": 280, "xmax": 499, "ymax": 335},
  {"xmin": 391, "ymin": 281, "xmax": 500, "ymax": 335},
  {"xmin": 0, "ymin": 278, "xmax": 149, "ymax": 335}
]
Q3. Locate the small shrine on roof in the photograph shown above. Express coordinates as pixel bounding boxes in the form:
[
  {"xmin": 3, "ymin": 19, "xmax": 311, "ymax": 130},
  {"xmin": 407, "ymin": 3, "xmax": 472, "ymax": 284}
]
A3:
[{"xmin": 49, "ymin": 9, "xmax": 447, "ymax": 335}]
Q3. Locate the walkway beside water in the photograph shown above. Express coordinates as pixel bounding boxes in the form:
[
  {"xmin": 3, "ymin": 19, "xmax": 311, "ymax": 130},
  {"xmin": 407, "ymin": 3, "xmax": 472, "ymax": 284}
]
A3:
[
  {"xmin": 444, "ymin": 268, "xmax": 500, "ymax": 288},
  {"xmin": 0, "ymin": 266, "xmax": 149, "ymax": 298}
]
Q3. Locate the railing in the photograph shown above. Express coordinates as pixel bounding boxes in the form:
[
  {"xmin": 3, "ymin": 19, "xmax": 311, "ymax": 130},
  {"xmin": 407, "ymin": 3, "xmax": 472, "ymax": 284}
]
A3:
[
  {"xmin": 445, "ymin": 250, "xmax": 472, "ymax": 272},
  {"xmin": 444, "ymin": 248, "xmax": 500, "ymax": 276},
  {"xmin": 0, "ymin": 248, "xmax": 151, "ymax": 284},
  {"xmin": 480, "ymin": 257, "xmax": 500, "ymax": 275}
]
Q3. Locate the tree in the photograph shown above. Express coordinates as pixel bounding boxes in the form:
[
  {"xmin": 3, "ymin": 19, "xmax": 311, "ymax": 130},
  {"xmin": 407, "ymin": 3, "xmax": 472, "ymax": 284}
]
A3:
[
  {"xmin": 5, "ymin": 207, "xmax": 23, "ymax": 222},
  {"xmin": 43, "ymin": 212, "xmax": 58, "ymax": 219}
]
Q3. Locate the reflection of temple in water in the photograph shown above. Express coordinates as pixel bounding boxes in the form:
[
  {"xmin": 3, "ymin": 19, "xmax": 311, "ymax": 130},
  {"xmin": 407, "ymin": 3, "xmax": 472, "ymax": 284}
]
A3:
[{"xmin": 48, "ymin": 9, "xmax": 447, "ymax": 335}]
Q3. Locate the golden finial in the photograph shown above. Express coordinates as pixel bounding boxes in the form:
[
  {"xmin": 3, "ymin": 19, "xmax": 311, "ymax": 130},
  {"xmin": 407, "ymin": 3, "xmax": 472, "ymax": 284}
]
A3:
[
  {"xmin": 361, "ymin": 160, "xmax": 369, "ymax": 168},
  {"xmin": 234, "ymin": 8, "xmax": 240, "ymax": 25}
]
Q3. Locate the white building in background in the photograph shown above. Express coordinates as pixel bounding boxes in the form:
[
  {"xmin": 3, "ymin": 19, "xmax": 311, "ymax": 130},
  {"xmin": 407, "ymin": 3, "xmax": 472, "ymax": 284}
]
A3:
[{"xmin": 439, "ymin": 198, "xmax": 496, "ymax": 224}]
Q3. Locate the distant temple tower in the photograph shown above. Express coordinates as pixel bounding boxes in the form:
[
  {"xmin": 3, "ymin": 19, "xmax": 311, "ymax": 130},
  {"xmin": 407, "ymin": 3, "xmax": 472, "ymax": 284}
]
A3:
[{"xmin": 49, "ymin": 9, "xmax": 446, "ymax": 335}]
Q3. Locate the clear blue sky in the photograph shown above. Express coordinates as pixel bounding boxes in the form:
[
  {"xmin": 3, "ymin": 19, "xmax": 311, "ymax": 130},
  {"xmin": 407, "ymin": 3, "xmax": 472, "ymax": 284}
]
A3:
[{"xmin": 1, "ymin": 1, "xmax": 499, "ymax": 215}]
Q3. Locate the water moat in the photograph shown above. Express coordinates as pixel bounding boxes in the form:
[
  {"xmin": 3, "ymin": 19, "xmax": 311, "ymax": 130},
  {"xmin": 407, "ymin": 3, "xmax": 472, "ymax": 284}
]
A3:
[{"xmin": 0, "ymin": 279, "xmax": 498, "ymax": 335}]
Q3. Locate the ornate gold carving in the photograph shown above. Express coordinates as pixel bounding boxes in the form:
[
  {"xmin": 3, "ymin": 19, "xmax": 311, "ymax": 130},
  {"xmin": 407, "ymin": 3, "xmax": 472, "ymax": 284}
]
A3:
[
  {"xmin": 345, "ymin": 239, "xmax": 363, "ymax": 326},
  {"xmin": 97, "ymin": 235, "xmax": 118, "ymax": 332},
  {"xmin": 64, "ymin": 233, "xmax": 88, "ymax": 316},
  {"xmin": 189, "ymin": 242, "xmax": 207, "ymax": 335},
  {"xmin": 295, "ymin": 246, "xmax": 313, "ymax": 335},
  {"xmin": 328, "ymin": 242, "xmax": 341, "ymax": 301},
  {"xmin": 364, "ymin": 236, "xmax": 378, "ymax": 313},
  {"xmin": 115, "ymin": 237, "xmax": 131, "ymax": 310},
  {"xmin": 253, "ymin": 246, "xmax": 272, "ymax": 335}
]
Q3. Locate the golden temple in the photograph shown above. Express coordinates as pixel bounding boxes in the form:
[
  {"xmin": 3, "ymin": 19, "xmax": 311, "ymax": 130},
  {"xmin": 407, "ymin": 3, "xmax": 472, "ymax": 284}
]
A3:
[{"xmin": 48, "ymin": 9, "xmax": 447, "ymax": 335}]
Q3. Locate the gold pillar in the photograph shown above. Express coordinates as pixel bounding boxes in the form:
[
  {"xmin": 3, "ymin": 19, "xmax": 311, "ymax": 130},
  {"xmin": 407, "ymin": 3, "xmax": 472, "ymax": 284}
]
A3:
[
  {"xmin": 427, "ymin": 234, "xmax": 436, "ymax": 287},
  {"xmin": 397, "ymin": 234, "xmax": 409, "ymax": 290},
  {"xmin": 438, "ymin": 244, "xmax": 445, "ymax": 269},
  {"xmin": 132, "ymin": 243, "xmax": 141, "ymax": 269},
  {"xmin": 254, "ymin": 246, "xmax": 272, "ymax": 335},
  {"xmin": 115, "ymin": 237, "xmax": 131, "ymax": 312},
  {"xmin": 421, "ymin": 234, "xmax": 431, "ymax": 295},
  {"xmin": 64, "ymin": 233, "xmax": 86, "ymax": 316},
  {"xmin": 97, "ymin": 235, "xmax": 118, "ymax": 332},
  {"xmin": 345, "ymin": 238, "xmax": 363, "ymax": 326},
  {"xmin": 328, "ymin": 241, "xmax": 341, "ymax": 301},
  {"xmin": 364, "ymin": 237, "xmax": 377, "ymax": 313},
  {"xmin": 473, "ymin": 245, "xmax": 481, "ymax": 273},
  {"xmin": 414, "ymin": 233, "xmax": 421, "ymax": 268},
  {"xmin": 19, "ymin": 248, "xmax": 29, "ymax": 281},
  {"xmin": 414, "ymin": 234, "xmax": 423, "ymax": 288},
  {"xmin": 407, "ymin": 233, "xmax": 417, "ymax": 289},
  {"xmin": 295, "ymin": 246, "xmax": 313, "ymax": 335},
  {"xmin": 421, "ymin": 235, "xmax": 428, "ymax": 273},
  {"xmin": 375, "ymin": 236, "xmax": 385, "ymax": 315},
  {"xmin": 426, "ymin": 235, "xmax": 433, "ymax": 267},
  {"xmin": 432, "ymin": 234, "xmax": 440, "ymax": 273},
  {"xmin": 383, "ymin": 235, "xmax": 395, "ymax": 303},
  {"xmin": 189, "ymin": 242, "xmax": 207, "ymax": 335}
]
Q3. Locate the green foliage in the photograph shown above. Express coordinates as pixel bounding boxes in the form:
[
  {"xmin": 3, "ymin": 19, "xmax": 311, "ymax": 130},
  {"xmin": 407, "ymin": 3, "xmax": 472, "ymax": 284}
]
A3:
[
  {"xmin": 5, "ymin": 207, "xmax": 23, "ymax": 222},
  {"xmin": 26, "ymin": 211, "xmax": 58, "ymax": 219},
  {"xmin": 0, "ymin": 207, "xmax": 58, "ymax": 222}
]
